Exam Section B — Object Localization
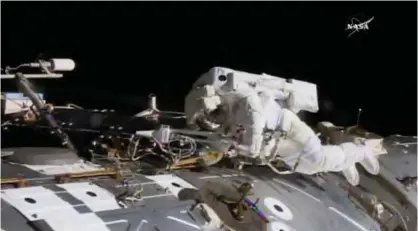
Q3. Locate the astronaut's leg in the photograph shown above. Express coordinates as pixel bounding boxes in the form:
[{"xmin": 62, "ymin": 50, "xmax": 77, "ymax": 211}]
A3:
[
  {"xmin": 278, "ymin": 137, "xmax": 378, "ymax": 185},
  {"xmin": 277, "ymin": 108, "xmax": 380, "ymax": 186},
  {"xmin": 320, "ymin": 143, "xmax": 377, "ymax": 172},
  {"xmin": 320, "ymin": 142, "xmax": 379, "ymax": 185}
]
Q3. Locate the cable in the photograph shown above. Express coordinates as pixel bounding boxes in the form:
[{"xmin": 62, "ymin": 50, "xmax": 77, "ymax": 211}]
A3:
[
  {"xmin": 127, "ymin": 135, "xmax": 176, "ymax": 164},
  {"xmin": 167, "ymin": 135, "xmax": 197, "ymax": 159},
  {"xmin": 67, "ymin": 103, "xmax": 83, "ymax": 109},
  {"xmin": 4, "ymin": 64, "xmax": 30, "ymax": 73},
  {"xmin": 380, "ymin": 200, "xmax": 409, "ymax": 231},
  {"xmin": 130, "ymin": 137, "xmax": 140, "ymax": 160},
  {"xmin": 131, "ymin": 150, "xmax": 153, "ymax": 161}
]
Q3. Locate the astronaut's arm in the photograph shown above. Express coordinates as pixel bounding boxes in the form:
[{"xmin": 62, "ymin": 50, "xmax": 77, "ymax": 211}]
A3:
[{"xmin": 234, "ymin": 93, "xmax": 266, "ymax": 157}]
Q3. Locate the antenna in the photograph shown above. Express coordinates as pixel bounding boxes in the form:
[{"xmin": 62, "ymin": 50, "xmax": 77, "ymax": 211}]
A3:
[
  {"xmin": 1, "ymin": 58, "xmax": 77, "ymax": 150},
  {"xmin": 134, "ymin": 93, "xmax": 160, "ymax": 118},
  {"xmin": 148, "ymin": 94, "xmax": 158, "ymax": 111},
  {"xmin": 356, "ymin": 108, "xmax": 363, "ymax": 126},
  {"xmin": 1, "ymin": 58, "xmax": 75, "ymax": 79}
]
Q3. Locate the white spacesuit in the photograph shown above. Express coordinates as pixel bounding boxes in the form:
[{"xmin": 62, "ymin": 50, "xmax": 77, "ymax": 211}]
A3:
[
  {"xmin": 185, "ymin": 68, "xmax": 380, "ymax": 186},
  {"xmin": 271, "ymin": 107, "xmax": 380, "ymax": 186}
]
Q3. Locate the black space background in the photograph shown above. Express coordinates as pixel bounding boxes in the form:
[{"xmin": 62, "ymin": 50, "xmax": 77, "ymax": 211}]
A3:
[{"xmin": 1, "ymin": 2, "xmax": 417, "ymax": 136}]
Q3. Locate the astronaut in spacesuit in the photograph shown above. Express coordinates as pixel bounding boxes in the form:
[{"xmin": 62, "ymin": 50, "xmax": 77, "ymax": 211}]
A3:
[{"xmin": 185, "ymin": 71, "xmax": 380, "ymax": 186}]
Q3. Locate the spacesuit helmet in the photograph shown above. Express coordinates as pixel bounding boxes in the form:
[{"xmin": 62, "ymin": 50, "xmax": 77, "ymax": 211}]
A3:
[
  {"xmin": 206, "ymin": 104, "xmax": 228, "ymax": 124},
  {"xmin": 192, "ymin": 103, "xmax": 225, "ymax": 132},
  {"xmin": 185, "ymin": 84, "xmax": 222, "ymax": 127}
]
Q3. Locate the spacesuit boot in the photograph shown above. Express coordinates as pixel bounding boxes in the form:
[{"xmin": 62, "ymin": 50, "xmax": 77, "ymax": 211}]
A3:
[
  {"xmin": 359, "ymin": 150, "xmax": 380, "ymax": 175},
  {"xmin": 342, "ymin": 165, "xmax": 360, "ymax": 186},
  {"xmin": 342, "ymin": 153, "xmax": 379, "ymax": 186},
  {"xmin": 338, "ymin": 142, "xmax": 380, "ymax": 175}
]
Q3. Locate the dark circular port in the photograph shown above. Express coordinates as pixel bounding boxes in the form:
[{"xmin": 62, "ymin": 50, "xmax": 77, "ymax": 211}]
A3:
[
  {"xmin": 86, "ymin": 191, "xmax": 97, "ymax": 197},
  {"xmin": 274, "ymin": 204, "xmax": 283, "ymax": 212},
  {"xmin": 218, "ymin": 75, "xmax": 227, "ymax": 81},
  {"xmin": 171, "ymin": 182, "xmax": 181, "ymax": 187},
  {"xmin": 24, "ymin": 197, "xmax": 36, "ymax": 204}
]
